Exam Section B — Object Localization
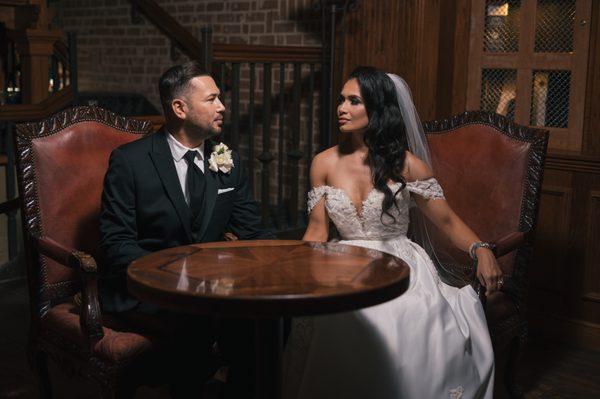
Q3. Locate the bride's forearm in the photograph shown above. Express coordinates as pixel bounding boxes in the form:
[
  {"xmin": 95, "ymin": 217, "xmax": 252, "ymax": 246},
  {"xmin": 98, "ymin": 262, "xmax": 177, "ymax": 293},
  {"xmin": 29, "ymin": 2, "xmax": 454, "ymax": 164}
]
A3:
[
  {"xmin": 303, "ymin": 201, "xmax": 329, "ymax": 242},
  {"xmin": 417, "ymin": 198, "xmax": 481, "ymax": 253},
  {"xmin": 438, "ymin": 213, "xmax": 481, "ymax": 253},
  {"xmin": 303, "ymin": 226, "xmax": 328, "ymax": 242}
]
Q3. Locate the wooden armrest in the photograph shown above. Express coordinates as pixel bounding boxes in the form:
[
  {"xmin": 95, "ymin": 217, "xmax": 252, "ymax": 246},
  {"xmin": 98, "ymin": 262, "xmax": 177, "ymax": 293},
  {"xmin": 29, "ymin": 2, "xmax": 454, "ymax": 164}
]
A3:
[
  {"xmin": 35, "ymin": 236, "xmax": 97, "ymax": 272},
  {"xmin": 472, "ymin": 230, "xmax": 530, "ymax": 306},
  {"xmin": 490, "ymin": 231, "xmax": 528, "ymax": 258},
  {"xmin": 33, "ymin": 235, "xmax": 104, "ymax": 344},
  {"xmin": 0, "ymin": 197, "xmax": 19, "ymax": 215}
]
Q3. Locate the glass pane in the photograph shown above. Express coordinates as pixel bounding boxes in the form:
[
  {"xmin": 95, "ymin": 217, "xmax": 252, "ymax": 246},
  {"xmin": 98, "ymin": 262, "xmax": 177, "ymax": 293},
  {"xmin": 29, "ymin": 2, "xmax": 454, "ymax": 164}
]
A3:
[
  {"xmin": 484, "ymin": 0, "xmax": 521, "ymax": 52},
  {"xmin": 481, "ymin": 69, "xmax": 517, "ymax": 119},
  {"xmin": 534, "ymin": 0, "xmax": 575, "ymax": 53},
  {"xmin": 530, "ymin": 70, "xmax": 571, "ymax": 128}
]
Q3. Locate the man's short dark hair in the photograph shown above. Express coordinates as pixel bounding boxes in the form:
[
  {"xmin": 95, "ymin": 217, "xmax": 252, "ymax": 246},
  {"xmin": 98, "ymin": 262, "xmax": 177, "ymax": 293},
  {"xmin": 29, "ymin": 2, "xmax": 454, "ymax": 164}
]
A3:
[{"xmin": 158, "ymin": 61, "xmax": 210, "ymax": 116}]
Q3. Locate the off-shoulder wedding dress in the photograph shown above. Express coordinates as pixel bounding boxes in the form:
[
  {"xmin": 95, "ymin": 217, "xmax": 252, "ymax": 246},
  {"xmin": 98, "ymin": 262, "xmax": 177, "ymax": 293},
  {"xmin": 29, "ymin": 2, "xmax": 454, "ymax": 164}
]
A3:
[{"xmin": 283, "ymin": 178, "xmax": 494, "ymax": 399}]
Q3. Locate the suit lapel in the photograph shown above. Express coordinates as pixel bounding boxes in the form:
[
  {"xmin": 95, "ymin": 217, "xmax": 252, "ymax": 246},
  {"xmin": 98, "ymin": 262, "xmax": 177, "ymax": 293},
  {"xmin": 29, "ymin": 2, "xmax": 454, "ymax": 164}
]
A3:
[
  {"xmin": 195, "ymin": 140, "xmax": 218, "ymax": 240},
  {"xmin": 149, "ymin": 129, "xmax": 193, "ymax": 242}
]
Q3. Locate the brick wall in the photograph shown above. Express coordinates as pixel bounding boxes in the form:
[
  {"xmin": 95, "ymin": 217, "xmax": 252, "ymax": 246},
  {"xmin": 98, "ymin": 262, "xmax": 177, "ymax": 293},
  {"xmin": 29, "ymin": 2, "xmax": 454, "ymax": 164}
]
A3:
[{"xmin": 57, "ymin": 0, "xmax": 321, "ymax": 108}]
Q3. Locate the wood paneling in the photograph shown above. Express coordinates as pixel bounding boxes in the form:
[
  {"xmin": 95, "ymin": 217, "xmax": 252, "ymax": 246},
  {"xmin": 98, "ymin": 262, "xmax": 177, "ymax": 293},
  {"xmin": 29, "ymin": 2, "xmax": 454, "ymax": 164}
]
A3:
[
  {"xmin": 531, "ymin": 184, "xmax": 572, "ymax": 293},
  {"xmin": 546, "ymin": 152, "xmax": 600, "ymax": 174},
  {"xmin": 529, "ymin": 155, "xmax": 600, "ymax": 349},
  {"xmin": 584, "ymin": 0, "xmax": 600, "ymax": 156},
  {"xmin": 341, "ymin": 0, "xmax": 472, "ymax": 120},
  {"xmin": 436, "ymin": 0, "xmax": 472, "ymax": 118},
  {"xmin": 529, "ymin": 312, "xmax": 600, "ymax": 351},
  {"xmin": 583, "ymin": 191, "xmax": 600, "ymax": 303},
  {"xmin": 341, "ymin": 0, "xmax": 441, "ymax": 120}
]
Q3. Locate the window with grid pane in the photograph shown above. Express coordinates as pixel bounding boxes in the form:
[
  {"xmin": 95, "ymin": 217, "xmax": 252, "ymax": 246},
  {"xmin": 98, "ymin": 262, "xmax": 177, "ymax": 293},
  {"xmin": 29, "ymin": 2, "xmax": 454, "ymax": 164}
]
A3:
[{"xmin": 467, "ymin": 0, "xmax": 592, "ymax": 152}]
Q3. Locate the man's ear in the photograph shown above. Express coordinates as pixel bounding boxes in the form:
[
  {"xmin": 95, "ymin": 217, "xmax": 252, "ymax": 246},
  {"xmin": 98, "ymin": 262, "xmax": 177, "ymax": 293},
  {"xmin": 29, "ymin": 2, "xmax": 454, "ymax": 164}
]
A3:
[{"xmin": 171, "ymin": 98, "xmax": 187, "ymax": 119}]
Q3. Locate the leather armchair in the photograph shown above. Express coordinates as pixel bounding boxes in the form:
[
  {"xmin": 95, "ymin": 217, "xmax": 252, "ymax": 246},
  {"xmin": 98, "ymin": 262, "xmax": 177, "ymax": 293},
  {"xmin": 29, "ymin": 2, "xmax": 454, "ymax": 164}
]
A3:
[
  {"xmin": 423, "ymin": 111, "xmax": 549, "ymax": 398},
  {"xmin": 14, "ymin": 106, "xmax": 167, "ymax": 398}
]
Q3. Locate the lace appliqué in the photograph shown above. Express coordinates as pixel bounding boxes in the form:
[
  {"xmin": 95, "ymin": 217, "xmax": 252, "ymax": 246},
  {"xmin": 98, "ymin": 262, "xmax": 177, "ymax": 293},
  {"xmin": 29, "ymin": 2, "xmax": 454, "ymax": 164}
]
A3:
[
  {"xmin": 307, "ymin": 183, "xmax": 412, "ymax": 240},
  {"xmin": 307, "ymin": 186, "xmax": 328, "ymax": 213},
  {"xmin": 449, "ymin": 386, "xmax": 464, "ymax": 399},
  {"xmin": 406, "ymin": 177, "xmax": 445, "ymax": 200}
]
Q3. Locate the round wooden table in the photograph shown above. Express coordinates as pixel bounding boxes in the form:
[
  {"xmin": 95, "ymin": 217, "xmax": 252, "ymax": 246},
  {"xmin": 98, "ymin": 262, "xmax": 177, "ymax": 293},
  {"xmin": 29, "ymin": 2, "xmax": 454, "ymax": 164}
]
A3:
[{"xmin": 127, "ymin": 240, "xmax": 410, "ymax": 399}]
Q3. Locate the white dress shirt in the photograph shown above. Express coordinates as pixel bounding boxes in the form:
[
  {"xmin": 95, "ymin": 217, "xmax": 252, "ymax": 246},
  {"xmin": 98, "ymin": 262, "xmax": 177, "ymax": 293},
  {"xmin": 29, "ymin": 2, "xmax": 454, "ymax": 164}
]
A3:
[{"xmin": 166, "ymin": 132, "xmax": 205, "ymax": 205}]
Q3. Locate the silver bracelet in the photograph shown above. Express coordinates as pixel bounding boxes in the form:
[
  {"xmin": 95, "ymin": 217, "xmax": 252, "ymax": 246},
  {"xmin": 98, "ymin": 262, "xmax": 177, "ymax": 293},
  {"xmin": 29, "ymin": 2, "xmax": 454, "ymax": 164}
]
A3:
[{"xmin": 469, "ymin": 241, "xmax": 493, "ymax": 260}]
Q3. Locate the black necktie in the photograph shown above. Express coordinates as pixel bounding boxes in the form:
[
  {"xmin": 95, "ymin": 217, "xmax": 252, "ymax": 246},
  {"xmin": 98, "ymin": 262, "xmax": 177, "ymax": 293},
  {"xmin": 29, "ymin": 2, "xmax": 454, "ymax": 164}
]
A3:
[{"xmin": 183, "ymin": 150, "xmax": 206, "ymax": 221}]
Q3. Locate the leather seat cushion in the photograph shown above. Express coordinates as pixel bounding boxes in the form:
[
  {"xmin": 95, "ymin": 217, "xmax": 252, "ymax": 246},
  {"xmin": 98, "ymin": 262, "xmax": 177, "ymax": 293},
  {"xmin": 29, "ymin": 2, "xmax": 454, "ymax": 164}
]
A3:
[{"xmin": 39, "ymin": 303, "xmax": 160, "ymax": 366}]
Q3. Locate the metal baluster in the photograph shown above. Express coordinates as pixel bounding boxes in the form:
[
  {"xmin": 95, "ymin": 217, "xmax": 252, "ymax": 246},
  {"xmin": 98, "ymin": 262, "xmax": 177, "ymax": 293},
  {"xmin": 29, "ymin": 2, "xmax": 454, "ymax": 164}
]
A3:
[
  {"xmin": 50, "ymin": 55, "xmax": 58, "ymax": 93},
  {"xmin": 327, "ymin": 3, "xmax": 336, "ymax": 149},
  {"xmin": 320, "ymin": 6, "xmax": 330, "ymax": 151},
  {"xmin": 4, "ymin": 41, "xmax": 13, "ymax": 101},
  {"xmin": 57, "ymin": 60, "xmax": 63, "ymax": 91},
  {"xmin": 305, "ymin": 63, "xmax": 315, "ymax": 196},
  {"xmin": 231, "ymin": 62, "xmax": 240, "ymax": 148},
  {"xmin": 248, "ymin": 63, "xmax": 255, "ymax": 190},
  {"xmin": 7, "ymin": 41, "xmax": 18, "ymax": 102},
  {"xmin": 5, "ymin": 122, "xmax": 17, "ymax": 260},
  {"xmin": 14, "ymin": 42, "xmax": 20, "ymax": 97},
  {"xmin": 68, "ymin": 32, "xmax": 78, "ymax": 102},
  {"xmin": 288, "ymin": 63, "xmax": 303, "ymax": 228},
  {"xmin": 200, "ymin": 27, "xmax": 212, "ymax": 72},
  {"xmin": 277, "ymin": 63, "xmax": 285, "ymax": 214},
  {"xmin": 258, "ymin": 63, "xmax": 273, "ymax": 225},
  {"xmin": 219, "ymin": 62, "xmax": 226, "ymax": 141},
  {"xmin": 219, "ymin": 62, "xmax": 226, "ymax": 93}
]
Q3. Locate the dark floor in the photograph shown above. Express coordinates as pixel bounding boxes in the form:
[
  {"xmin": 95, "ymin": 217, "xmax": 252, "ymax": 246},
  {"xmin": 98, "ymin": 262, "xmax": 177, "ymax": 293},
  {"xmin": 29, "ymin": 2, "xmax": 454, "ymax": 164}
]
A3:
[{"xmin": 1, "ymin": 277, "xmax": 599, "ymax": 399}]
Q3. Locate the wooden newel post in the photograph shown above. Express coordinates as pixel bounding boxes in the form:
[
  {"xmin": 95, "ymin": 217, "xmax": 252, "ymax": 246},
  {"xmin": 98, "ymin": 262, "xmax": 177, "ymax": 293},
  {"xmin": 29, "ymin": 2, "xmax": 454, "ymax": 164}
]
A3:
[{"xmin": 10, "ymin": 29, "xmax": 62, "ymax": 104}]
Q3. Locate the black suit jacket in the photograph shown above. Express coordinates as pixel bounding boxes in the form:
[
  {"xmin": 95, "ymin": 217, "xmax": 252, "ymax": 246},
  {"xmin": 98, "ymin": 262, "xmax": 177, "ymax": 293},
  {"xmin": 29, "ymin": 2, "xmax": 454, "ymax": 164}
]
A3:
[{"xmin": 99, "ymin": 128, "xmax": 273, "ymax": 312}]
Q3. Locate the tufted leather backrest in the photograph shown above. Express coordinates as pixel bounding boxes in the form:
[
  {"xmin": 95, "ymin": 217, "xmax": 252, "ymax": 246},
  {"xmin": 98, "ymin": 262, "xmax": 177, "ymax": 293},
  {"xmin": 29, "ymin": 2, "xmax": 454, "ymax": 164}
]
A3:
[
  {"xmin": 15, "ymin": 107, "xmax": 153, "ymax": 306},
  {"xmin": 423, "ymin": 112, "xmax": 548, "ymax": 281}
]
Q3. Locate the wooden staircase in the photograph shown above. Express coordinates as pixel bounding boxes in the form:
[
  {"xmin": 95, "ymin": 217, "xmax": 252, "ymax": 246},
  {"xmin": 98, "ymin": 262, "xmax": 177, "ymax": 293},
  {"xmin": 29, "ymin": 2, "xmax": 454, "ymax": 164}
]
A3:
[{"xmin": 0, "ymin": 0, "xmax": 69, "ymax": 104}]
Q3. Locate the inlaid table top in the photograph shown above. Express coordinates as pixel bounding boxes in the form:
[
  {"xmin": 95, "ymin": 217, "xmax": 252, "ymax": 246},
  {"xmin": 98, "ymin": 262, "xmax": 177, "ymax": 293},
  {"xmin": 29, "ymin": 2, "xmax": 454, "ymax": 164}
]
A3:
[{"xmin": 127, "ymin": 240, "xmax": 411, "ymax": 317}]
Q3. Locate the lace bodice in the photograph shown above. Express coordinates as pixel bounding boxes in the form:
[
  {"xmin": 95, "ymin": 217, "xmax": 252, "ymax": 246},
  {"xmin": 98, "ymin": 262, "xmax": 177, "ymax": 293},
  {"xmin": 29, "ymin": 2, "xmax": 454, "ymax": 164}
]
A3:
[{"xmin": 307, "ymin": 178, "xmax": 444, "ymax": 241}]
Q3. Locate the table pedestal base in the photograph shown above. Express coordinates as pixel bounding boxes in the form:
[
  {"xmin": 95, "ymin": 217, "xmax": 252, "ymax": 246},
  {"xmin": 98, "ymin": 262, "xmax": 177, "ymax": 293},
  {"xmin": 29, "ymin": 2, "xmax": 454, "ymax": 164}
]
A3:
[{"xmin": 254, "ymin": 318, "xmax": 284, "ymax": 399}]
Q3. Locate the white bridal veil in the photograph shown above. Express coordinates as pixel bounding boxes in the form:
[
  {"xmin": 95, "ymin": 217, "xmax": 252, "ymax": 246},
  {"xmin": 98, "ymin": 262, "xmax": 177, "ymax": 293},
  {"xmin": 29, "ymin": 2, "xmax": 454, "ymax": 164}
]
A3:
[{"xmin": 386, "ymin": 73, "xmax": 466, "ymax": 285}]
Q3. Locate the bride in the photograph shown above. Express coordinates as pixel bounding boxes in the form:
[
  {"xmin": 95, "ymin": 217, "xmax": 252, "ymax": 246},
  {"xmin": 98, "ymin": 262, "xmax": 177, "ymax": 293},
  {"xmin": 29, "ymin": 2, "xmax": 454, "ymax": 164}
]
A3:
[{"xmin": 283, "ymin": 67, "xmax": 499, "ymax": 398}]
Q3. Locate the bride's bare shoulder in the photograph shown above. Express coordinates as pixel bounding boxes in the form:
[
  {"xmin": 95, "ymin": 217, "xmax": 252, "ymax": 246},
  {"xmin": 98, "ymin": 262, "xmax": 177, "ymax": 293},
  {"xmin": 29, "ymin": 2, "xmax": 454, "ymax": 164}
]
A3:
[
  {"xmin": 311, "ymin": 146, "xmax": 340, "ymax": 168},
  {"xmin": 310, "ymin": 146, "xmax": 340, "ymax": 183},
  {"xmin": 402, "ymin": 151, "xmax": 434, "ymax": 182}
]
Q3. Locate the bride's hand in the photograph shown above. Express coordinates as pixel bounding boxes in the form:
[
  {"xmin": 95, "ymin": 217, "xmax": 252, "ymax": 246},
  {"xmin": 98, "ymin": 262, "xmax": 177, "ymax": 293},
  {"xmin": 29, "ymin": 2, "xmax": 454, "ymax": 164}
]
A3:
[{"xmin": 475, "ymin": 248, "xmax": 503, "ymax": 295}]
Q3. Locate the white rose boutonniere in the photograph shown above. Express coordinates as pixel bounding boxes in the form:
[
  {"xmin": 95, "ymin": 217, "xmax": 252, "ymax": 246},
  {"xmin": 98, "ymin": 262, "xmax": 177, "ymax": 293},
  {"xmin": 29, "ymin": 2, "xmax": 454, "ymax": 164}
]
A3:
[{"xmin": 208, "ymin": 142, "xmax": 234, "ymax": 174}]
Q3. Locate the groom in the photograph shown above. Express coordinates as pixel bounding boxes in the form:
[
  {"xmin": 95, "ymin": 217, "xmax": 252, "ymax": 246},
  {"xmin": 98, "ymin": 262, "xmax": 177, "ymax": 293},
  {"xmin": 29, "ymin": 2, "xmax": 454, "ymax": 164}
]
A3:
[{"xmin": 99, "ymin": 61, "xmax": 273, "ymax": 397}]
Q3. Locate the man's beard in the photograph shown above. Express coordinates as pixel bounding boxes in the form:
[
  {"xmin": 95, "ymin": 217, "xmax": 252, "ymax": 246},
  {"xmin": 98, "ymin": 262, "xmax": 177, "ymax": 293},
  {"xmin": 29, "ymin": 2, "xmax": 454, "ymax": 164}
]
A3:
[{"xmin": 184, "ymin": 120, "xmax": 221, "ymax": 140}]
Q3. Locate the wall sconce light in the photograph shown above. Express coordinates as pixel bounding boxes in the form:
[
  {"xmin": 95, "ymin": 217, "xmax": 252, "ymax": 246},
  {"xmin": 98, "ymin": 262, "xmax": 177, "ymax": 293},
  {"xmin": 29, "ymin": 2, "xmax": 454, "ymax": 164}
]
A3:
[{"xmin": 487, "ymin": 2, "xmax": 509, "ymax": 17}]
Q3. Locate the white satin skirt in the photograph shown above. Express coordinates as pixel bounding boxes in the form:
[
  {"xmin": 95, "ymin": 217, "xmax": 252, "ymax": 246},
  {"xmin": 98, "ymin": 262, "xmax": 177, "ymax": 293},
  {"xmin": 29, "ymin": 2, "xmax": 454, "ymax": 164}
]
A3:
[{"xmin": 282, "ymin": 236, "xmax": 494, "ymax": 399}]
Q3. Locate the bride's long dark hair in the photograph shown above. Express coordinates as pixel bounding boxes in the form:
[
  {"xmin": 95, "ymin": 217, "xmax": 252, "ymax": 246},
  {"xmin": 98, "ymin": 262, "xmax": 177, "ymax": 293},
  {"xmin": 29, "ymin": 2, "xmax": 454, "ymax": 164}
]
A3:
[{"xmin": 348, "ymin": 66, "xmax": 408, "ymax": 222}]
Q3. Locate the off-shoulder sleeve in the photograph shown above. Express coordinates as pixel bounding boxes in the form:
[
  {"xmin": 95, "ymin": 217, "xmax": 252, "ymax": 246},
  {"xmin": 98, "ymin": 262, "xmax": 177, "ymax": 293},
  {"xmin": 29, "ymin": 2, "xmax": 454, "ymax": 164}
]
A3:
[
  {"xmin": 406, "ymin": 177, "xmax": 445, "ymax": 200},
  {"xmin": 307, "ymin": 186, "xmax": 328, "ymax": 214}
]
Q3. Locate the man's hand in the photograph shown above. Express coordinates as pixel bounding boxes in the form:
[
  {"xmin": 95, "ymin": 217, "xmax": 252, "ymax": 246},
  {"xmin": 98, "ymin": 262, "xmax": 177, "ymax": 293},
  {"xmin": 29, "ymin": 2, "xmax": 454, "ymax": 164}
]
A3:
[{"xmin": 224, "ymin": 232, "xmax": 238, "ymax": 241}]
